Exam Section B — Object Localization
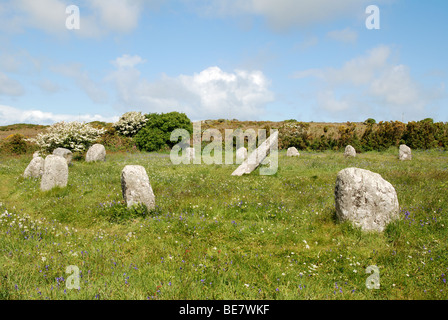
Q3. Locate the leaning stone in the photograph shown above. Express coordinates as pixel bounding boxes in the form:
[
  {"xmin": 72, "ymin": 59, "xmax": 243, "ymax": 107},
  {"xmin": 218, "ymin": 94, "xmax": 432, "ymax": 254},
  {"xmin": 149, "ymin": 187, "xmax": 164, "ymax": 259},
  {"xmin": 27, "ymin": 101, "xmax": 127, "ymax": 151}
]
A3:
[
  {"xmin": 53, "ymin": 147, "xmax": 73, "ymax": 165},
  {"xmin": 286, "ymin": 147, "xmax": 300, "ymax": 157},
  {"xmin": 23, "ymin": 156, "xmax": 44, "ymax": 178},
  {"xmin": 399, "ymin": 144, "xmax": 412, "ymax": 161},
  {"xmin": 236, "ymin": 147, "xmax": 248, "ymax": 162},
  {"xmin": 344, "ymin": 145, "xmax": 356, "ymax": 158},
  {"xmin": 232, "ymin": 131, "xmax": 278, "ymax": 176},
  {"xmin": 40, "ymin": 155, "xmax": 68, "ymax": 191},
  {"xmin": 334, "ymin": 167, "xmax": 399, "ymax": 232},
  {"xmin": 86, "ymin": 144, "xmax": 106, "ymax": 162},
  {"xmin": 121, "ymin": 165, "xmax": 156, "ymax": 210}
]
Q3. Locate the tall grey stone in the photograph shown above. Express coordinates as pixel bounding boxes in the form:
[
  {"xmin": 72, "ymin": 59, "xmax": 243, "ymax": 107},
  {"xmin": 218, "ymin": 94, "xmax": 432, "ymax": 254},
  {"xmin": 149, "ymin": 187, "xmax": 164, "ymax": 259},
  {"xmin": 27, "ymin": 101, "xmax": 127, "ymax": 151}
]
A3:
[
  {"xmin": 121, "ymin": 165, "xmax": 155, "ymax": 210},
  {"xmin": 344, "ymin": 145, "xmax": 356, "ymax": 158},
  {"xmin": 232, "ymin": 131, "xmax": 278, "ymax": 176},
  {"xmin": 23, "ymin": 156, "xmax": 44, "ymax": 178},
  {"xmin": 236, "ymin": 147, "xmax": 248, "ymax": 162},
  {"xmin": 287, "ymin": 147, "xmax": 300, "ymax": 157},
  {"xmin": 334, "ymin": 167, "xmax": 399, "ymax": 232},
  {"xmin": 53, "ymin": 147, "xmax": 73, "ymax": 165},
  {"xmin": 86, "ymin": 144, "xmax": 106, "ymax": 162},
  {"xmin": 399, "ymin": 144, "xmax": 412, "ymax": 161},
  {"xmin": 40, "ymin": 155, "xmax": 68, "ymax": 191}
]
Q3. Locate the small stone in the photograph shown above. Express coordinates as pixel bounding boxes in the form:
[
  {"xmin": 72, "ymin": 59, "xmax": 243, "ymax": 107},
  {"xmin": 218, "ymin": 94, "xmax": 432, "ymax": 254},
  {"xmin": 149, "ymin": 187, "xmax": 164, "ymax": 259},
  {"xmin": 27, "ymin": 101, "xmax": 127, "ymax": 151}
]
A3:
[
  {"xmin": 287, "ymin": 147, "xmax": 300, "ymax": 157},
  {"xmin": 399, "ymin": 144, "xmax": 412, "ymax": 161},
  {"xmin": 334, "ymin": 167, "xmax": 399, "ymax": 232},
  {"xmin": 236, "ymin": 147, "xmax": 248, "ymax": 162},
  {"xmin": 344, "ymin": 145, "xmax": 356, "ymax": 158},
  {"xmin": 23, "ymin": 156, "xmax": 44, "ymax": 178},
  {"xmin": 121, "ymin": 165, "xmax": 155, "ymax": 210},
  {"xmin": 53, "ymin": 147, "xmax": 73, "ymax": 165},
  {"xmin": 40, "ymin": 155, "xmax": 68, "ymax": 191},
  {"xmin": 86, "ymin": 144, "xmax": 106, "ymax": 162}
]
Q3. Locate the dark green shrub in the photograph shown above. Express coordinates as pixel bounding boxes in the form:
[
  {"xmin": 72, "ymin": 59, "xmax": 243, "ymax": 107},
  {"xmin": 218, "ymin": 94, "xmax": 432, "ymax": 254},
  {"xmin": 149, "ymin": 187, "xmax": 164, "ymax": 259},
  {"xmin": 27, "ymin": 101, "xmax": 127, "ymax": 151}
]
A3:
[
  {"xmin": 0, "ymin": 133, "xmax": 30, "ymax": 155},
  {"xmin": 134, "ymin": 112, "xmax": 193, "ymax": 152},
  {"xmin": 97, "ymin": 127, "xmax": 136, "ymax": 152}
]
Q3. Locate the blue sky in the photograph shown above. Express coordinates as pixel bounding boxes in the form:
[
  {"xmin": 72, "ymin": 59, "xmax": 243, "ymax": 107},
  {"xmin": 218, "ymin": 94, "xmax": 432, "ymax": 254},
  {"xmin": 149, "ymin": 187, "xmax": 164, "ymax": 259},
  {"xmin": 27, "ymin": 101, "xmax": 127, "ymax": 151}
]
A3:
[{"xmin": 0, "ymin": 0, "xmax": 447, "ymax": 125}]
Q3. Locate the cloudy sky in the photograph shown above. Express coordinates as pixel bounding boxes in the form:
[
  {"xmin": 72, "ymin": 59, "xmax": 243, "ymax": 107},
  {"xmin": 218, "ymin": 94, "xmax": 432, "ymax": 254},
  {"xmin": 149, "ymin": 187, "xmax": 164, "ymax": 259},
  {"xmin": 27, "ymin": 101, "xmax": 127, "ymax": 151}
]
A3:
[{"xmin": 0, "ymin": 0, "xmax": 447, "ymax": 125}]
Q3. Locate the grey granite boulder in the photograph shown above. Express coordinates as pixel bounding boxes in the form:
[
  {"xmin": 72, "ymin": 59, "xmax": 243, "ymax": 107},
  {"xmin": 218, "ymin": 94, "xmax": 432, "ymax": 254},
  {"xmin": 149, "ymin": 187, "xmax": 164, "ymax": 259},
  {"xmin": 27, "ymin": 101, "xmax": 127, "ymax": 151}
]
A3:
[
  {"xmin": 40, "ymin": 155, "xmax": 68, "ymax": 191},
  {"xmin": 236, "ymin": 147, "xmax": 248, "ymax": 162},
  {"xmin": 121, "ymin": 165, "xmax": 155, "ymax": 210},
  {"xmin": 344, "ymin": 145, "xmax": 356, "ymax": 158},
  {"xmin": 334, "ymin": 167, "xmax": 399, "ymax": 232},
  {"xmin": 53, "ymin": 147, "xmax": 73, "ymax": 165},
  {"xmin": 399, "ymin": 144, "xmax": 412, "ymax": 161},
  {"xmin": 286, "ymin": 147, "xmax": 300, "ymax": 157},
  {"xmin": 23, "ymin": 156, "xmax": 44, "ymax": 178},
  {"xmin": 86, "ymin": 144, "xmax": 106, "ymax": 162}
]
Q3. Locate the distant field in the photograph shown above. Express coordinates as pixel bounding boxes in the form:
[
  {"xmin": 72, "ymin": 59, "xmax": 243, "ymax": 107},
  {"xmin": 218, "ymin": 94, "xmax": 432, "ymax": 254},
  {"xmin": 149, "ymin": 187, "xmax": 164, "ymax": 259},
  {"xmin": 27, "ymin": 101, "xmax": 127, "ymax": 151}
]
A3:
[{"xmin": 1, "ymin": 148, "xmax": 447, "ymax": 300}]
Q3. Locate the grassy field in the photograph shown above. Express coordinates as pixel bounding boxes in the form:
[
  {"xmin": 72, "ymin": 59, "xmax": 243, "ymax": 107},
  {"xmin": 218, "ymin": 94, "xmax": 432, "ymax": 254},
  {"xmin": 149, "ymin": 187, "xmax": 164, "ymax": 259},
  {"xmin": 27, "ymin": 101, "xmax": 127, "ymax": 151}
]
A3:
[{"xmin": 1, "ymin": 148, "xmax": 448, "ymax": 300}]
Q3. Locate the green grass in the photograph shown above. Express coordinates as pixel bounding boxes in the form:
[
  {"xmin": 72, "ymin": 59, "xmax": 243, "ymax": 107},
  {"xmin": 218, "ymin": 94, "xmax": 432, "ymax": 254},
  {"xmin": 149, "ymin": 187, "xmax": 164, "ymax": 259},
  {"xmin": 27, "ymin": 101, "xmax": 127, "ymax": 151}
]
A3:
[{"xmin": 1, "ymin": 149, "xmax": 448, "ymax": 300}]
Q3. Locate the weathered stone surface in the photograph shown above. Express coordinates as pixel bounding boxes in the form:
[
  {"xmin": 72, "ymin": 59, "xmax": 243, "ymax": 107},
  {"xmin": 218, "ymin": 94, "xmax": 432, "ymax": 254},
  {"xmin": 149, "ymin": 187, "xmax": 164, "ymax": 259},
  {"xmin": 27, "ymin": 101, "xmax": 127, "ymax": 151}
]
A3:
[
  {"xmin": 236, "ymin": 147, "xmax": 248, "ymax": 162},
  {"xmin": 334, "ymin": 167, "xmax": 399, "ymax": 232},
  {"xmin": 53, "ymin": 148, "xmax": 73, "ymax": 165},
  {"xmin": 231, "ymin": 131, "xmax": 278, "ymax": 176},
  {"xmin": 85, "ymin": 144, "xmax": 106, "ymax": 162},
  {"xmin": 344, "ymin": 145, "xmax": 356, "ymax": 158},
  {"xmin": 399, "ymin": 144, "xmax": 412, "ymax": 161},
  {"xmin": 121, "ymin": 165, "xmax": 155, "ymax": 210},
  {"xmin": 286, "ymin": 147, "xmax": 300, "ymax": 157},
  {"xmin": 33, "ymin": 151, "xmax": 41, "ymax": 158},
  {"xmin": 185, "ymin": 147, "xmax": 195, "ymax": 162},
  {"xmin": 40, "ymin": 155, "xmax": 68, "ymax": 191},
  {"xmin": 23, "ymin": 156, "xmax": 44, "ymax": 178}
]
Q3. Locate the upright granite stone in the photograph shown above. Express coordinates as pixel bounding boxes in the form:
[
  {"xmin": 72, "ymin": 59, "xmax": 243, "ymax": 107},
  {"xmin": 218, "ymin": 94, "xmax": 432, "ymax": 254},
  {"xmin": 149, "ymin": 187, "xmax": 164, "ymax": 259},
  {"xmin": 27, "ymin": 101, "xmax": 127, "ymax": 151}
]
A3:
[
  {"xmin": 86, "ymin": 144, "xmax": 106, "ymax": 162},
  {"xmin": 287, "ymin": 147, "xmax": 300, "ymax": 157},
  {"xmin": 236, "ymin": 147, "xmax": 248, "ymax": 162},
  {"xmin": 399, "ymin": 144, "xmax": 412, "ymax": 161},
  {"xmin": 344, "ymin": 145, "xmax": 356, "ymax": 158},
  {"xmin": 33, "ymin": 151, "xmax": 41, "ymax": 158},
  {"xmin": 334, "ymin": 167, "xmax": 399, "ymax": 232},
  {"xmin": 23, "ymin": 156, "xmax": 44, "ymax": 178},
  {"xmin": 53, "ymin": 147, "xmax": 73, "ymax": 165},
  {"xmin": 121, "ymin": 165, "xmax": 155, "ymax": 210},
  {"xmin": 40, "ymin": 155, "xmax": 68, "ymax": 191},
  {"xmin": 232, "ymin": 131, "xmax": 278, "ymax": 176},
  {"xmin": 185, "ymin": 147, "xmax": 195, "ymax": 162}
]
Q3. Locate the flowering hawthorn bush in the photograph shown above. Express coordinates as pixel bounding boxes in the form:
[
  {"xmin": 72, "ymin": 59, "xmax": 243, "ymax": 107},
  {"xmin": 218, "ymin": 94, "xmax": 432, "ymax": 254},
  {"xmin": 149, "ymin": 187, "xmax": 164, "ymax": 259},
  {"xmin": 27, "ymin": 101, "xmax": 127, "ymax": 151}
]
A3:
[
  {"xmin": 29, "ymin": 121, "xmax": 106, "ymax": 153},
  {"xmin": 113, "ymin": 111, "xmax": 147, "ymax": 137}
]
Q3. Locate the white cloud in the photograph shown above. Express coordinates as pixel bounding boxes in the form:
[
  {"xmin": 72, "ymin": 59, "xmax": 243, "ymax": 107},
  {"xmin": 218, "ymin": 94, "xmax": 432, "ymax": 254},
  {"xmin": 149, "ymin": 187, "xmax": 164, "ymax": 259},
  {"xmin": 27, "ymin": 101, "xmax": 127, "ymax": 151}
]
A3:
[
  {"xmin": 112, "ymin": 54, "xmax": 146, "ymax": 69},
  {"xmin": 188, "ymin": 0, "xmax": 373, "ymax": 31},
  {"xmin": 294, "ymin": 45, "xmax": 443, "ymax": 121},
  {"xmin": 1, "ymin": 0, "xmax": 154, "ymax": 38},
  {"xmin": 107, "ymin": 63, "xmax": 274, "ymax": 120},
  {"xmin": 327, "ymin": 27, "xmax": 358, "ymax": 44},
  {"xmin": 0, "ymin": 72, "xmax": 25, "ymax": 96},
  {"xmin": 51, "ymin": 63, "xmax": 108, "ymax": 103},
  {"xmin": 0, "ymin": 104, "xmax": 118, "ymax": 126}
]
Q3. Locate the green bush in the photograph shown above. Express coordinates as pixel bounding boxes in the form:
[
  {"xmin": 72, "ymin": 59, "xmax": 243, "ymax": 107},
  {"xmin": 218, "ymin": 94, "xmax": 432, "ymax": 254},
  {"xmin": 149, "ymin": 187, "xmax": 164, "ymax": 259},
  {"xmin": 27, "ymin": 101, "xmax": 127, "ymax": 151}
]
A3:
[
  {"xmin": 97, "ymin": 127, "xmax": 136, "ymax": 152},
  {"xmin": 0, "ymin": 134, "xmax": 30, "ymax": 155},
  {"xmin": 134, "ymin": 112, "xmax": 193, "ymax": 152}
]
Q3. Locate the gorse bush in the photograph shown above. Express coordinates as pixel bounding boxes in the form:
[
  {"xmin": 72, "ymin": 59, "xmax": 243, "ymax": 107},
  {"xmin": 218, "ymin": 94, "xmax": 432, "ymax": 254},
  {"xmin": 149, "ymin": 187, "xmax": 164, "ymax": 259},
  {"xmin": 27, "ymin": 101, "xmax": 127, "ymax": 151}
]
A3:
[
  {"xmin": 134, "ymin": 112, "xmax": 193, "ymax": 152},
  {"xmin": 29, "ymin": 121, "xmax": 106, "ymax": 153},
  {"xmin": 0, "ymin": 134, "xmax": 30, "ymax": 155},
  {"xmin": 113, "ymin": 111, "xmax": 147, "ymax": 137},
  {"xmin": 278, "ymin": 122, "xmax": 311, "ymax": 150}
]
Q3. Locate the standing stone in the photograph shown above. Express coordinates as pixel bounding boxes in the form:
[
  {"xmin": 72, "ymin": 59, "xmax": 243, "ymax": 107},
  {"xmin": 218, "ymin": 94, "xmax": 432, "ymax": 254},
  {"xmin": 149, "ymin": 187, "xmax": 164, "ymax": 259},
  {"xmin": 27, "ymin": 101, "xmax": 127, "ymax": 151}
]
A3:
[
  {"xmin": 53, "ymin": 147, "xmax": 73, "ymax": 165},
  {"xmin": 33, "ymin": 151, "xmax": 41, "ymax": 158},
  {"xmin": 232, "ymin": 131, "xmax": 278, "ymax": 176},
  {"xmin": 185, "ymin": 147, "xmax": 195, "ymax": 162},
  {"xmin": 86, "ymin": 144, "xmax": 106, "ymax": 162},
  {"xmin": 399, "ymin": 144, "xmax": 412, "ymax": 161},
  {"xmin": 23, "ymin": 156, "xmax": 44, "ymax": 178},
  {"xmin": 236, "ymin": 147, "xmax": 248, "ymax": 162},
  {"xmin": 344, "ymin": 145, "xmax": 356, "ymax": 158},
  {"xmin": 40, "ymin": 155, "xmax": 68, "ymax": 191},
  {"xmin": 121, "ymin": 165, "xmax": 155, "ymax": 210},
  {"xmin": 334, "ymin": 167, "xmax": 399, "ymax": 232},
  {"xmin": 286, "ymin": 147, "xmax": 300, "ymax": 157}
]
